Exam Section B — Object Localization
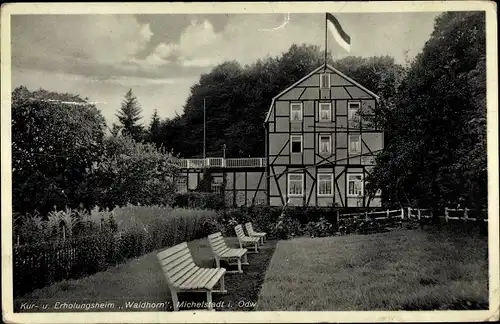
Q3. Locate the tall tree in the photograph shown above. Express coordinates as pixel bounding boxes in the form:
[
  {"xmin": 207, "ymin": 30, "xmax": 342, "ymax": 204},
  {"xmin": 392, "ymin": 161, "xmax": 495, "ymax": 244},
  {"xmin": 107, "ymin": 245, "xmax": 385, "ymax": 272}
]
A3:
[
  {"xmin": 367, "ymin": 12, "xmax": 486, "ymax": 211},
  {"xmin": 12, "ymin": 87, "xmax": 107, "ymax": 214},
  {"xmin": 116, "ymin": 89, "xmax": 144, "ymax": 142},
  {"xmin": 147, "ymin": 109, "xmax": 163, "ymax": 148},
  {"xmin": 158, "ymin": 44, "xmax": 403, "ymax": 159}
]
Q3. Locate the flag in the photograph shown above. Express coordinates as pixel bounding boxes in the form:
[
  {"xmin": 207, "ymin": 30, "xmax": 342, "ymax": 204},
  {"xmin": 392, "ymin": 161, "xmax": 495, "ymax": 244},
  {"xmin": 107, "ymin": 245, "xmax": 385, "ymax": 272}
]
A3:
[{"xmin": 326, "ymin": 13, "xmax": 351, "ymax": 52}]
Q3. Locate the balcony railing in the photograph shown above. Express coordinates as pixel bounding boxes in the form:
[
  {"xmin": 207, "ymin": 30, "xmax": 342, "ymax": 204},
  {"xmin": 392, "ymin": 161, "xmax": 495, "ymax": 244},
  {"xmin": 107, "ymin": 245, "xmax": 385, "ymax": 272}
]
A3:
[{"xmin": 175, "ymin": 157, "xmax": 266, "ymax": 169}]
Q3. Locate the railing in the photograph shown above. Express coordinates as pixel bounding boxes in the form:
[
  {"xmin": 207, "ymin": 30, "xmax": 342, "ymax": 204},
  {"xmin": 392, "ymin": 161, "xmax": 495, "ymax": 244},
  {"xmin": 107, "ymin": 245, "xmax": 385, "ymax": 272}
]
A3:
[{"xmin": 175, "ymin": 157, "xmax": 266, "ymax": 168}]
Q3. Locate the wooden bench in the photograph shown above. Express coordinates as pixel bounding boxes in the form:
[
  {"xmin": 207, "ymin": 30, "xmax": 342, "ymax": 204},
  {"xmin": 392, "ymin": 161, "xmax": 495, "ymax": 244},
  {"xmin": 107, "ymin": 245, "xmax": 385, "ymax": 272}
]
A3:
[
  {"xmin": 245, "ymin": 222, "xmax": 267, "ymax": 244},
  {"xmin": 156, "ymin": 242, "xmax": 227, "ymax": 311},
  {"xmin": 208, "ymin": 232, "xmax": 249, "ymax": 274},
  {"xmin": 234, "ymin": 224, "xmax": 260, "ymax": 253}
]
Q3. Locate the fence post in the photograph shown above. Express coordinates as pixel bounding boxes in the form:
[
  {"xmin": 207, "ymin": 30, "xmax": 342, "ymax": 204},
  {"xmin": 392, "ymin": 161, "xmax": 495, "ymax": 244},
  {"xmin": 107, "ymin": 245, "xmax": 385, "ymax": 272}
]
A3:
[
  {"xmin": 187, "ymin": 159, "xmax": 191, "ymax": 169},
  {"xmin": 400, "ymin": 208, "xmax": 404, "ymax": 220},
  {"xmin": 222, "ymin": 158, "xmax": 226, "ymax": 168},
  {"xmin": 206, "ymin": 158, "xmax": 210, "ymax": 167},
  {"xmin": 418, "ymin": 209, "xmax": 421, "ymax": 221},
  {"xmin": 365, "ymin": 212, "xmax": 368, "ymax": 222},
  {"xmin": 464, "ymin": 208, "xmax": 468, "ymax": 222},
  {"xmin": 336, "ymin": 210, "xmax": 340, "ymax": 224},
  {"xmin": 408, "ymin": 207, "xmax": 412, "ymax": 219},
  {"xmin": 386, "ymin": 209, "xmax": 389, "ymax": 219},
  {"xmin": 260, "ymin": 158, "xmax": 263, "ymax": 167},
  {"xmin": 445, "ymin": 207, "xmax": 449, "ymax": 223}
]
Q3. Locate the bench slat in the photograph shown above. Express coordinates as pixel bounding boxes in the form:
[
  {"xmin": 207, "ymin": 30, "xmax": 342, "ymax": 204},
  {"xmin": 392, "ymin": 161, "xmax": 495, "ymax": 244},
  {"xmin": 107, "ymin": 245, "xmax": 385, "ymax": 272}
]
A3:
[
  {"xmin": 191, "ymin": 268, "xmax": 219, "ymax": 289},
  {"xmin": 214, "ymin": 247, "xmax": 231, "ymax": 256},
  {"xmin": 208, "ymin": 232, "xmax": 222, "ymax": 239},
  {"xmin": 220, "ymin": 248, "xmax": 246, "ymax": 258},
  {"xmin": 180, "ymin": 267, "xmax": 208, "ymax": 289},
  {"xmin": 157, "ymin": 242, "xmax": 188, "ymax": 260},
  {"xmin": 181, "ymin": 269, "xmax": 216, "ymax": 289},
  {"xmin": 204, "ymin": 268, "xmax": 225, "ymax": 290},
  {"xmin": 173, "ymin": 267, "xmax": 202, "ymax": 287},
  {"xmin": 162, "ymin": 252, "xmax": 192, "ymax": 271},
  {"xmin": 159, "ymin": 248, "xmax": 190, "ymax": 266},
  {"xmin": 167, "ymin": 258, "xmax": 195, "ymax": 278}
]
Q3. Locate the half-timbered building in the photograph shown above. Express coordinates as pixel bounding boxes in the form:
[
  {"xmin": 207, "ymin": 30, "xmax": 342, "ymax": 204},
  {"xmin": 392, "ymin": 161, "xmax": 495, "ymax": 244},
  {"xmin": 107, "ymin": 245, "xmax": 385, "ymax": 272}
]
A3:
[
  {"xmin": 264, "ymin": 63, "xmax": 383, "ymax": 208},
  {"xmin": 175, "ymin": 63, "xmax": 383, "ymax": 209}
]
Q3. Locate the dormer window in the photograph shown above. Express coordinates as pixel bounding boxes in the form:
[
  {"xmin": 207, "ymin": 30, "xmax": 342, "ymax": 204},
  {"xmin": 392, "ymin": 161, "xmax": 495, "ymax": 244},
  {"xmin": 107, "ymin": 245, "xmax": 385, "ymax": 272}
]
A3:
[
  {"xmin": 290, "ymin": 103, "xmax": 303, "ymax": 121},
  {"xmin": 320, "ymin": 73, "xmax": 330, "ymax": 89}
]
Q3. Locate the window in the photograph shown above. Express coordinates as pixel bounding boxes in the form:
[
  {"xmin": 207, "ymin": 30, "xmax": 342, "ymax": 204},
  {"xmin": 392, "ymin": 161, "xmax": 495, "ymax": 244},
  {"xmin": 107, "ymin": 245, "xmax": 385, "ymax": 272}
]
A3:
[
  {"xmin": 290, "ymin": 103, "xmax": 303, "ymax": 121},
  {"xmin": 317, "ymin": 174, "xmax": 333, "ymax": 196},
  {"xmin": 288, "ymin": 173, "xmax": 304, "ymax": 196},
  {"xmin": 320, "ymin": 73, "xmax": 330, "ymax": 89},
  {"xmin": 211, "ymin": 179, "xmax": 222, "ymax": 194},
  {"xmin": 176, "ymin": 177, "xmax": 187, "ymax": 193},
  {"xmin": 319, "ymin": 135, "xmax": 331, "ymax": 154},
  {"xmin": 348, "ymin": 102, "xmax": 360, "ymax": 120},
  {"xmin": 290, "ymin": 135, "xmax": 303, "ymax": 153},
  {"xmin": 349, "ymin": 134, "xmax": 361, "ymax": 154},
  {"xmin": 348, "ymin": 174, "xmax": 364, "ymax": 197},
  {"xmin": 319, "ymin": 103, "xmax": 331, "ymax": 121}
]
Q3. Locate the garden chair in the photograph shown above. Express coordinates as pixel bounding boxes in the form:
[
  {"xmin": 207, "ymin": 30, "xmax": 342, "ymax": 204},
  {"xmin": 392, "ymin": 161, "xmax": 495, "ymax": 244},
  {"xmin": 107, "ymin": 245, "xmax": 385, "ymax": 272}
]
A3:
[
  {"xmin": 234, "ymin": 224, "xmax": 260, "ymax": 253},
  {"xmin": 156, "ymin": 242, "xmax": 227, "ymax": 311},
  {"xmin": 244, "ymin": 222, "xmax": 267, "ymax": 244},
  {"xmin": 208, "ymin": 232, "xmax": 249, "ymax": 274}
]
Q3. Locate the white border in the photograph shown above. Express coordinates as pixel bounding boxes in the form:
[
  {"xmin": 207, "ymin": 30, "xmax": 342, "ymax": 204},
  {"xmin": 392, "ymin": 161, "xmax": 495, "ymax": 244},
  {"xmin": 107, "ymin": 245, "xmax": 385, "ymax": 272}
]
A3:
[{"xmin": 1, "ymin": 1, "xmax": 498, "ymax": 323}]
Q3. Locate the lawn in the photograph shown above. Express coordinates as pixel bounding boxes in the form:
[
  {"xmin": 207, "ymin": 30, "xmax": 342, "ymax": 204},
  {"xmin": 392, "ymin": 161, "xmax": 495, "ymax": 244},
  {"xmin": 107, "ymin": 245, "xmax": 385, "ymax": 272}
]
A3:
[
  {"xmin": 257, "ymin": 228, "xmax": 488, "ymax": 311},
  {"xmin": 15, "ymin": 237, "xmax": 277, "ymax": 312},
  {"xmin": 14, "ymin": 228, "xmax": 489, "ymax": 312}
]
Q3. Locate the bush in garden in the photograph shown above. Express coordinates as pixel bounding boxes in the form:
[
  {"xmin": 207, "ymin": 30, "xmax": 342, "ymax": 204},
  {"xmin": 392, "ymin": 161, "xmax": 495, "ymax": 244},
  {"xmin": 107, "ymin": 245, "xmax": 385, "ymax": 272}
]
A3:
[
  {"xmin": 11, "ymin": 87, "xmax": 107, "ymax": 215},
  {"xmin": 173, "ymin": 192, "xmax": 225, "ymax": 210},
  {"xmin": 303, "ymin": 217, "xmax": 336, "ymax": 238},
  {"xmin": 84, "ymin": 135, "xmax": 178, "ymax": 210},
  {"xmin": 13, "ymin": 205, "xmax": 219, "ymax": 297}
]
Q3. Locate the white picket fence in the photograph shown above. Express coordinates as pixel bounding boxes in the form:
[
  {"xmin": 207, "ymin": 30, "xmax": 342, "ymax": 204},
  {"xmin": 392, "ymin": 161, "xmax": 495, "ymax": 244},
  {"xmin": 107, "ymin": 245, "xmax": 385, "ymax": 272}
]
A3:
[
  {"xmin": 338, "ymin": 207, "xmax": 488, "ymax": 223},
  {"xmin": 339, "ymin": 208, "xmax": 404, "ymax": 222},
  {"xmin": 408, "ymin": 207, "xmax": 488, "ymax": 222}
]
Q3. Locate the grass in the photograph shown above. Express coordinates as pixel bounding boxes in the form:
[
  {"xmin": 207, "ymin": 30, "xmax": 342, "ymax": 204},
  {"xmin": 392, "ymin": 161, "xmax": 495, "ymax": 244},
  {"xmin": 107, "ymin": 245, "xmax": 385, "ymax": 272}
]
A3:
[
  {"xmin": 15, "ymin": 237, "xmax": 277, "ymax": 312},
  {"xmin": 256, "ymin": 228, "xmax": 488, "ymax": 311}
]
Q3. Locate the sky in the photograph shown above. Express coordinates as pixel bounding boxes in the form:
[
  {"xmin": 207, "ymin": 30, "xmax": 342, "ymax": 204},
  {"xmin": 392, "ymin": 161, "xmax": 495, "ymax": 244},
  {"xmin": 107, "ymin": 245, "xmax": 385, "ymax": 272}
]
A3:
[{"xmin": 10, "ymin": 12, "xmax": 442, "ymax": 126}]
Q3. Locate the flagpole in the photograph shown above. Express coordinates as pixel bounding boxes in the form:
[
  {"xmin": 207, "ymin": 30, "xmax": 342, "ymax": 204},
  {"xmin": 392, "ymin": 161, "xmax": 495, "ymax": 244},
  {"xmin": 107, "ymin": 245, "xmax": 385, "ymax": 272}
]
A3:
[
  {"xmin": 324, "ymin": 13, "xmax": 328, "ymax": 65},
  {"xmin": 203, "ymin": 98, "xmax": 206, "ymax": 160}
]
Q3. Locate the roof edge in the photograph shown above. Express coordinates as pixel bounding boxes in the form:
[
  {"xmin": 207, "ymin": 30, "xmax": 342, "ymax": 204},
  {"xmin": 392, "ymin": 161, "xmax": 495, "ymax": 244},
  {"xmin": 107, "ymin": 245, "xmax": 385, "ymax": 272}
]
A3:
[{"xmin": 264, "ymin": 63, "xmax": 380, "ymax": 123}]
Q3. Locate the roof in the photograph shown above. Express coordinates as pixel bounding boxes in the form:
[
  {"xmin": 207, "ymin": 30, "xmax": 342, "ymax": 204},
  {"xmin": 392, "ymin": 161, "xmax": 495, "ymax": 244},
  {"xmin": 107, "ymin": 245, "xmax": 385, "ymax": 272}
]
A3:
[{"xmin": 264, "ymin": 63, "xmax": 380, "ymax": 123}]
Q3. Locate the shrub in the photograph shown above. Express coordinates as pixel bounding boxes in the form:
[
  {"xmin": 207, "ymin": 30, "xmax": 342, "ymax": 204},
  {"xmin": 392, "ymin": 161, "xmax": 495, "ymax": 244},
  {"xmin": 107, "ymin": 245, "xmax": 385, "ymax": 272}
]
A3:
[
  {"xmin": 13, "ymin": 205, "xmax": 219, "ymax": 297},
  {"xmin": 84, "ymin": 136, "xmax": 178, "ymax": 210},
  {"xmin": 173, "ymin": 192, "xmax": 225, "ymax": 210}
]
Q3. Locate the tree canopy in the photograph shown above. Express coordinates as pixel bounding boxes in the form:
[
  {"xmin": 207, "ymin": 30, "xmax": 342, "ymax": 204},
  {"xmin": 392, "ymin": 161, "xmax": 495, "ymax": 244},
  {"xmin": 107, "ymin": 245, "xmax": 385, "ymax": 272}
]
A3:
[
  {"xmin": 155, "ymin": 44, "xmax": 404, "ymax": 158},
  {"xmin": 366, "ymin": 11, "xmax": 486, "ymax": 210},
  {"xmin": 116, "ymin": 89, "xmax": 144, "ymax": 142},
  {"xmin": 12, "ymin": 87, "xmax": 107, "ymax": 214}
]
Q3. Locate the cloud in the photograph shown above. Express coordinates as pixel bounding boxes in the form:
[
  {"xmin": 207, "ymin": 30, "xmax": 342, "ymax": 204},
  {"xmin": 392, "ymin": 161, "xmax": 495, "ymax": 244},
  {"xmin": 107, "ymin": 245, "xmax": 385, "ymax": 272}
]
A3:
[{"xmin": 12, "ymin": 15, "xmax": 153, "ymax": 68}]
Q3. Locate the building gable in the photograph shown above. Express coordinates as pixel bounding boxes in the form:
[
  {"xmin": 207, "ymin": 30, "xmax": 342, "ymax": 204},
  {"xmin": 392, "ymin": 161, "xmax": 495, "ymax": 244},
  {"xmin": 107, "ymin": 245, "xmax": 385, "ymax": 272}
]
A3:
[{"xmin": 264, "ymin": 64, "xmax": 379, "ymax": 123}]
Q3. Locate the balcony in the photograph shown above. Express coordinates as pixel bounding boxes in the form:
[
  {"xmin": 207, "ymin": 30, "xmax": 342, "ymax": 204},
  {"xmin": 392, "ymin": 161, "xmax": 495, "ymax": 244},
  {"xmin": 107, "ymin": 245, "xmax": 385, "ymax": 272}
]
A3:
[{"xmin": 175, "ymin": 157, "xmax": 266, "ymax": 169}]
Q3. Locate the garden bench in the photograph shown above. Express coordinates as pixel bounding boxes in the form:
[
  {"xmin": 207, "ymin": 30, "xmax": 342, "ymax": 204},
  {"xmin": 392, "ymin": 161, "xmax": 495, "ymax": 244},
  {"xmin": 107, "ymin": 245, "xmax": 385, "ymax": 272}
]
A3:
[
  {"xmin": 244, "ymin": 222, "xmax": 267, "ymax": 244},
  {"xmin": 208, "ymin": 232, "xmax": 249, "ymax": 273},
  {"xmin": 156, "ymin": 242, "xmax": 227, "ymax": 311},
  {"xmin": 234, "ymin": 224, "xmax": 260, "ymax": 253}
]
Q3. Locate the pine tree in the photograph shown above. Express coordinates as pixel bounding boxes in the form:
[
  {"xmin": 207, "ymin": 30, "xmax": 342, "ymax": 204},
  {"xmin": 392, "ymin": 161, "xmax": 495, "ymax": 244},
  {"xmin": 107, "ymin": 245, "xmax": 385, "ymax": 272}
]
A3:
[
  {"xmin": 148, "ymin": 109, "xmax": 162, "ymax": 148},
  {"xmin": 116, "ymin": 89, "xmax": 143, "ymax": 141}
]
